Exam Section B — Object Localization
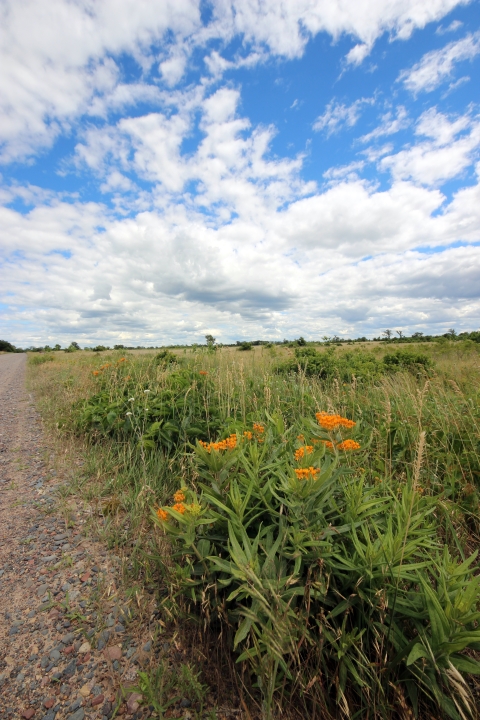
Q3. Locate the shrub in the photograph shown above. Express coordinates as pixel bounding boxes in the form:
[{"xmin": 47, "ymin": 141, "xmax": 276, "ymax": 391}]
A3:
[
  {"xmin": 277, "ymin": 346, "xmax": 383, "ymax": 381},
  {"xmin": 383, "ymin": 350, "xmax": 432, "ymax": 372},
  {"xmin": 154, "ymin": 349, "xmax": 178, "ymax": 367},
  {"xmin": 0, "ymin": 339, "xmax": 16, "ymax": 352},
  {"xmin": 237, "ymin": 342, "xmax": 252, "ymax": 351},
  {"xmin": 154, "ymin": 413, "xmax": 480, "ymax": 719}
]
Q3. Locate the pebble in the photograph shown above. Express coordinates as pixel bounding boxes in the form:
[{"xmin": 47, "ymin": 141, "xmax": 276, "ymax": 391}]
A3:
[
  {"xmin": 142, "ymin": 641, "xmax": 151, "ymax": 653},
  {"xmin": 67, "ymin": 710, "xmax": 85, "ymax": 720},
  {"xmin": 104, "ymin": 646, "xmax": 122, "ymax": 661},
  {"xmin": 49, "ymin": 650, "xmax": 61, "ymax": 662},
  {"xmin": 37, "ymin": 584, "xmax": 48, "ymax": 597}
]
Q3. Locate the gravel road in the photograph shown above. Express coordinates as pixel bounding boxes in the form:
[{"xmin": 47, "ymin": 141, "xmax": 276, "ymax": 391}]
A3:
[{"xmin": 0, "ymin": 354, "xmax": 156, "ymax": 720}]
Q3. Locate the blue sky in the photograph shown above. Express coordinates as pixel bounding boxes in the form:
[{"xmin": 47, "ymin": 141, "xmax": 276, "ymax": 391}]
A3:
[{"xmin": 1, "ymin": 0, "xmax": 480, "ymax": 346}]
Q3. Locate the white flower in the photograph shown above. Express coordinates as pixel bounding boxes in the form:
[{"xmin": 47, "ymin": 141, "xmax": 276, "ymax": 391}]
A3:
[
  {"xmin": 144, "ymin": 389, "xmax": 151, "ymax": 393},
  {"xmin": 126, "ymin": 412, "xmax": 132, "ymax": 416},
  {"xmin": 128, "ymin": 397, "xmax": 135, "ymax": 402}
]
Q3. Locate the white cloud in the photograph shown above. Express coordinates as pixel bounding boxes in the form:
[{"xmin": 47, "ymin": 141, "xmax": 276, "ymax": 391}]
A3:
[
  {"xmin": 400, "ymin": 31, "xmax": 480, "ymax": 93},
  {"xmin": 314, "ymin": 98, "xmax": 373, "ymax": 136},
  {"xmin": 379, "ymin": 108, "xmax": 480, "ymax": 185},
  {"xmin": 0, "ymin": 0, "xmax": 470, "ymax": 160},
  {"xmin": 436, "ymin": 19, "xmax": 463, "ymax": 34},
  {"xmin": 360, "ymin": 106, "xmax": 409, "ymax": 142}
]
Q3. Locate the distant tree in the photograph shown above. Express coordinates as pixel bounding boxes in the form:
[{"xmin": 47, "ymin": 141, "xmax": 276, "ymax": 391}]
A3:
[
  {"xmin": 237, "ymin": 341, "xmax": 252, "ymax": 351},
  {"xmin": 446, "ymin": 328, "xmax": 457, "ymax": 338},
  {"xmin": 411, "ymin": 332, "xmax": 423, "ymax": 339},
  {"xmin": 396, "ymin": 330, "xmax": 404, "ymax": 339},
  {"xmin": 383, "ymin": 329, "xmax": 393, "ymax": 340},
  {"xmin": 54, "ymin": 344, "xmax": 61, "ymax": 351},
  {"xmin": 114, "ymin": 344, "xmax": 125, "ymax": 350},
  {"xmin": 296, "ymin": 336, "xmax": 306, "ymax": 346},
  {"xmin": 0, "ymin": 340, "xmax": 15, "ymax": 352},
  {"xmin": 205, "ymin": 334, "xmax": 216, "ymax": 348}
]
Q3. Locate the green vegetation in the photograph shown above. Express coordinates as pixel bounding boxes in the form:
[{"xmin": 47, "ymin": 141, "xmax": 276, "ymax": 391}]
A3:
[{"xmin": 27, "ymin": 341, "xmax": 480, "ymax": 719}]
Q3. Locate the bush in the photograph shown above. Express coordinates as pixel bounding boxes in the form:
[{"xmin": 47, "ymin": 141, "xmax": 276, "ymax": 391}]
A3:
[
  {"xmin": 383, "ymin": 350, "xmax": 432, "ymax": 372},
  {"xmin": 237, "ymin": 342, "xmax": 252, "ymax": 351},
  {"xmin": 154, "ymin": 413, "xmax": 480, "ymax": 719},
  {"xmin": 0, "ymin": 340, "xmax": 16, "ymax": 352},
  {"xmin": 277, "ymin": 347, "xmax": 383, "ymax": 381},
  {"xmin": 154, "ymin": 349, "xmax": 178, "ymax": 367}
]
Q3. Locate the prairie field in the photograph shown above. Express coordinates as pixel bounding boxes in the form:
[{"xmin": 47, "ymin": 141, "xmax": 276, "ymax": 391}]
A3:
[{"xmin": 28, "ymin": 340, "xmax": 480, "ymax": 720}]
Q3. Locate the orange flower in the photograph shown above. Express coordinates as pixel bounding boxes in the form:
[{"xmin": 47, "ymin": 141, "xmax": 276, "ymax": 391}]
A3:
[
  {"xmin": 297, "ymin": 434, "xmax": 305, "ymax": 441},
  {"xmin": 125, "ymin": 375, "xmax": 131, "ymax": 380},
  {"xmin": 253, "ymin": 423, "xmax": 265, "ymax": 434},
  {"xmin": 294, "ymin": 467, "xmax": 320, "ymax": 480},
  {"xmin": 92, "ymin": 370, "xmax": 100, "ymax": 376},
  {"xmin": 322, "ymin": 440, "xmax": 334, "ymax": 449},
  {"xmin": 199, "ymin": 434, "xmax": 237, "ymax": 453},
  {"xmin": 173, "ymin": 490, "xmax": 186, "ymax": 503},
  {"xmin": 157, "ymin": 508, "xmax": 168, "ymax": 521},
  {"xmin": 315, "ymin": 412, "xmax": 356, "ymax": 430},
  {"xmin": 336, "ymin": 439, "xmax": 360, "ymax": 451},
  {"xmin": 199, "ymin": 370, "xmax": 208, "ymax": 376},
  {"xmin": 118, "ymin": 357, "xmax": 126, "ymax": 363},
  {"xmin": 294, "ymin": 445, "xmax": 314, "ymax": 462},
  {"xmin": 243, "ymin": 431, "xmax": 253, "ymax": 440},
  {"xmin": 172, "ymin": 502, "xmax": 186, "ymax": 514}
]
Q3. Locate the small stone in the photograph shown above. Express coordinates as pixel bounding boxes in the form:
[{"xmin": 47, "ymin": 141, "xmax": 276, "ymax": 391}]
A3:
[
  {"xmin": 64, "ymin": 645, "xmax": 75, "ymax": 655},
  {"xmin": 92, "ymin": 694, "xmax": 104, "ymax": 707},
  {"xmin": 80, "ymin": 572, "xmax": 90, "ymax": 583},
  {"xmin": 126, "ymin": 693, "xmax": 142, "ymax": 714},
  {"xmin": 49, "ymin": 650, "xmax": 61, "ymax": 662},
  {"xmin": 44, "ymin": 699, "xmax": 55, "ymax": 709},
  {"xmin": 22, "ymin": 710, "xmax": 35, "ymax": 719},
  {"xmin": 28, "ymin": 610, "xmax": 36, "ymax": 618},
  {"xmin": 101, "ymin": 701, "xmax": 112, "ymax": 717},
  {"xmin": 97, "ymin": 638, "xmax": 106, "ymax": 651},
  {"xmin": 63, "ymin": 660, "xmax": 77, "ymax": 677},
  {"xmin": 142, "ymin": 641, "xmax": 151, "ymax": 653},
  {"xmin": 67, "ymin": 710, "xmax": 84, "ymax": 720},
  {"xmin": 78, "ymin": 641, "xmax": 91, "ymax": 654},
  {"xmin": 104, "ymin": 646, "xmax": 122, "ymax": 662},
  {"xmin": 37, "ymin": 584, "xmax": 48, "ymax": 597},
  {"xmin": 40, "ymin": 657, "xmax": 50, "ymax": 669},
  {"xmin": 106, "ymin": 616, "xmax": 115, "ymax": 628},
  {"xmin": 126, "ymin": 647, "xmax": 136, "ymax": 659},
  {"xmin": 180, "ymin": 698, "xmax": 191, "ymax": 708},
  {"xmin": 62, "ymin": 632, "xmax": 75, "ymax": 644},
  {"xmin": 114, "ymin": 624, "xmax": 125, "ymax": 633},
  {"xmin": 112, "ymin": 660, "xmax": 120, "ymax": 671},
  {"xmin": 79, "ymin": 684, "xmax": 91, "ymax": 698},
  {"xmin": 42, "ymin": 711, "xmax": 56, "ymax": 720}
]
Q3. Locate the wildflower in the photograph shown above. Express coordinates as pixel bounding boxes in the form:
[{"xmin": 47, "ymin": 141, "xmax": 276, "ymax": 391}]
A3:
[
  {"xmin": 297, "ymin": 434, "xmax": 305, "ymax": 441},
  {"xmin": 172, "ymin": 502, "xmax": 186, "ymax": 514},
  {"xmin": 199, "ymin": 434, "xmax": 237, "ymax": 452},
  {"xmin": 126, "ymin": 412, "xmax": 132, "ymax": 417},
  {"xmin": 173, "ymin": 490, "xmax": 186, "ymax": 503},
  {"xmin": 243, "ymin": 431, "xmax": 253, "ymax": 440},
  {"xmin": 125, "ymin": 375, "xmax": 131, "ymax": 380},
  {"xmin": 315, "ymin": 412, "xmax": 356, "ymax": 430},
  {"xmin": 294, "ymin": 467, "xmax": 320, "ymax": 479},
  {"xmin": 294, "ymin": 446, "xmax": 314, "ymax": 461},
  {"xmin": 322, "ymin": 440, "xmax": 334, "ymax": 449},
  {"xmin": 336, "ymin": 439, "xmax": 360, "ymax": 451},
  {"xmin": 128, "ymin": 397, "xmax": 135, "ymax": 402},
  {"xmin": 199, "ymin": 370, "xmax": 208, "ymax": 376},
  {"xmin": 118, "ymin": 358, "xmax": 126, "ymax": 363},
  {"xmin": 253, "ymin": 423, "xmax": 265, "ymax": 434},
  {"xmin": 92, "ymin": 370, "xmax": 100, "ymax": 376},
  {"xmin": 157, "ymin": 508, "xmax": 168, "ymax": 522},
  {"xmin": 144, "ymin": 389, "xmax": 150, "ymax": 393}
]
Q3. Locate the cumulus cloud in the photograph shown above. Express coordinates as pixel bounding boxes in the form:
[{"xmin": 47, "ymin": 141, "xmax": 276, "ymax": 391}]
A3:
[
  {"xmin": 379, "ymin": 108, "xmax": 480, "ymax": 185},
  {"xmin": 360, "ymin": 106, "xmax": 410, "ymax": 142},
  {"xmin": 400, "ymin": 31, "xmax": 480, "ymax": 93}
]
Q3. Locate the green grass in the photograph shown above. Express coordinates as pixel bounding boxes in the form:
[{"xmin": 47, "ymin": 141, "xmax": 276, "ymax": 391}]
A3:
[{"xmin": 27, "ymin": 343, "xmax": 480, "ymax": 719}]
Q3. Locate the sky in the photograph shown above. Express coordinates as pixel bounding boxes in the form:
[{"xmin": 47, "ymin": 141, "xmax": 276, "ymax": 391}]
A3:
[{"xmin": 1, "ymin": 0, "xmax": 480, "ymax": 347}]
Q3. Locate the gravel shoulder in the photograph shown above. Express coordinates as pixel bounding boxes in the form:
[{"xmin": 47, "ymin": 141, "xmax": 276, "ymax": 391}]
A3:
[{"xmin": 0, "ymin": 355, "xmax": 155, "ymax": 720}]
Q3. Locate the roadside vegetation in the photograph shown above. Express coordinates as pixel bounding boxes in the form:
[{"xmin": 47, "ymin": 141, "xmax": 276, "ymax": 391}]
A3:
[{"xmin": 26, "ymin": 340, "xmax": 480, "ymax": 719}]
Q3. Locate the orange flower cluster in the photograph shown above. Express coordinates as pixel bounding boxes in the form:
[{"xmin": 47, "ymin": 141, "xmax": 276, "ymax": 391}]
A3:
[
  {"xmin": 243, "ymin": 431, "xmax": 253, "ymax": 440},
  {"xmin": 199, "ymin": 370, "xmax": 208, "ymax": 376},
  {"xmin": 315, "ymin": 413, "xmax": 356, "ymax": 430},
  {"xmin": 294, "ymin": 445, "xmax": 314, "ymax": 461},
  {"xmin": 92, "ymin": 370, "xmax": 100, "ymax": 376},
  {"xmin": 336, "ymin": 439, "xmax": 361, "ymax": 451},
  {"xmin": 295, "ymin": 467, "xmax": 320, "ymax": 480},
  {"xmin": 157, "ymin": 508, "xmax": 168, "ymax": 521},
  {"xmin": 322, "ymin": 440, "xmax": 334, "ymax": 449},
  {"xmin": 99, "ymin": 363, "xmax": 111, "ymax": 370},
  {"xmin": 172, "ymin": 502, "xmax": 186, "ymax": 514},
  {"xmin": 199, "ymin": 434, "xmax": 238, "ymax": 452},
  {"xmin": 173, "ymin": 490, "xmax": 186, "ymax": 502},
  {"xmin": 118, "ymin": 357, "xmax": 126, "ymax": 363},
  {"xmin": 253, "ymin": 423, "xmax": 265, "ymax": 434},
  {"xmin": 297, "ymin": 434, "xmax": 305, "ymax": 441}
]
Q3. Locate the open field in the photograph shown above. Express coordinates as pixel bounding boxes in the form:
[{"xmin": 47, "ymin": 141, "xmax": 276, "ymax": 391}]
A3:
[{"xmin": 27, "ymin": 341, "xmax": 480, "ymax": 719}]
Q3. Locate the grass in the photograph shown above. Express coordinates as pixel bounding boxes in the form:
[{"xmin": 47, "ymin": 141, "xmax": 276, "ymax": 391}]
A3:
[{"xmin": 27, "ymin": 341, "xmax": 480, "ymax": 719}]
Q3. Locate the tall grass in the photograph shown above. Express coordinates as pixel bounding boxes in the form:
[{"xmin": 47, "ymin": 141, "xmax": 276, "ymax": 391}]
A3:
[{"xmin": 27, "ymin": 343, "xmax": 480, "ymax": 718}]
